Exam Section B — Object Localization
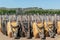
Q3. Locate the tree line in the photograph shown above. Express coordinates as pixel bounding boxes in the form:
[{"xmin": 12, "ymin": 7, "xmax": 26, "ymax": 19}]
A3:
[{"xmin": 0, "ymin": 7, "xmax": 60, "ymax": 15}]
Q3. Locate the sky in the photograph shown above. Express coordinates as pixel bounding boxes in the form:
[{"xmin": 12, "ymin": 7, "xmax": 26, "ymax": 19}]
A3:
[{"xmin": 0, "ymin": 0, "xmax": 60, "ymax": 9}]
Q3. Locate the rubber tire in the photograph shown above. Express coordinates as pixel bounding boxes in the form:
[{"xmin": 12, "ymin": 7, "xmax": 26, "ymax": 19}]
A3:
[
  {"xmin": 26, "ymin": 32, "xmax": 31, "ymax": 39},
  {"xmin": 49, "ymin": 31, "xmax": 55, "ymax": 38}
]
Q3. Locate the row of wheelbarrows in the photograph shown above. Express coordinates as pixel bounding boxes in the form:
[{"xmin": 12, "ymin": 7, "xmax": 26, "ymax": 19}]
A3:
[{"xmin": 0, "ymin": 14, "xmax": 60, "ymax": 40}]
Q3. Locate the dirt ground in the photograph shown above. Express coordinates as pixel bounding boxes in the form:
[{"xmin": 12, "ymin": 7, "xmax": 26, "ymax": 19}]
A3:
[{"xmin": 0, "ymin": 32, "xmax": 60, "ymax": 40}]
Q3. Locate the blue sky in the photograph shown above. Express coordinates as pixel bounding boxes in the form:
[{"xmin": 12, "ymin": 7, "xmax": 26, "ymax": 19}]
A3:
[{"xmin": 0, "ymin": 0, "xmax": 60, "ymax": 9}]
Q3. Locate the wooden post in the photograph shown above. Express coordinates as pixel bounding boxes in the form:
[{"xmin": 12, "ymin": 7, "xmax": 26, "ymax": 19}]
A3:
[
  {"xmin": 54, "ymin": 14, "xmax": 57, "ymax": 29},
  {"xmin": 27, "ymin": 15, "xmax": 30, "ymax": 32},
  {"xmin": 20, "ymin": 15, "xmax": 26, "ymax": 34}
]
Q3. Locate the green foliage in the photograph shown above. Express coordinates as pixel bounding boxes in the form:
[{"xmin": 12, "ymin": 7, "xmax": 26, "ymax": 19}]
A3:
[
  {"xmin": 0, "ymin": 9, "xmax": 16, "ymax": 15},
  {"xmin": 0, "ymin": 8, "xmax": 60, "ymax": 15},
  {"xmin": 24, "ymin": 9, "xmax": 60, "ymax": 15}
]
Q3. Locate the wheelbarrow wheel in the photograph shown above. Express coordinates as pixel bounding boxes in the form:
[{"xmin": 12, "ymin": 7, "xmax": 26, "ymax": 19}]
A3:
[
  {"xmin": 26, "ymin": 32, "xmax": 31, "ymax": 39},
  {"xmin": 41, "ymin": 38, "xmax": 46, "ymax": 40},
  {"xmin": 13, "ymin": 31, "xmax": 18, "ymax": 39},
  {"xmin": 39, "ymin": 29, "xmax": 46, "ymax": 40},
  {"xmin": 1, "ymin": 22, "xmax": 7, "ymax": 35},
  {"xmin": 49, "ymin": 31, "xmax": 55, "ymax": 38}
]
